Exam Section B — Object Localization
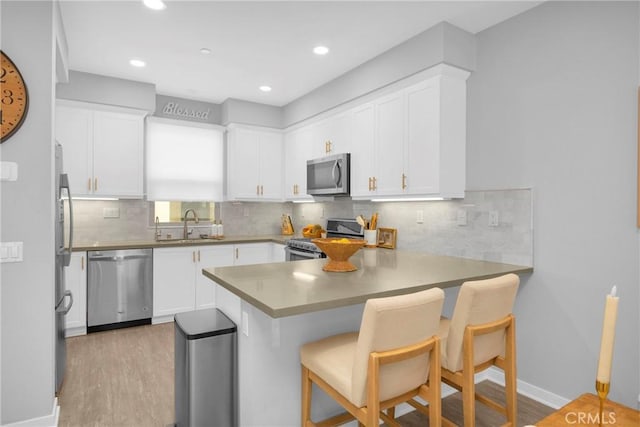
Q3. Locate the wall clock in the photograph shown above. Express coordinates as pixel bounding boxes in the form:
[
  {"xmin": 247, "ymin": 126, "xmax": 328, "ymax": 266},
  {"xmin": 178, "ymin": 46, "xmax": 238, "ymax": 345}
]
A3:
[{"xmin": 1, "ymin": 50, "xmax": 29, "ymax": 142}]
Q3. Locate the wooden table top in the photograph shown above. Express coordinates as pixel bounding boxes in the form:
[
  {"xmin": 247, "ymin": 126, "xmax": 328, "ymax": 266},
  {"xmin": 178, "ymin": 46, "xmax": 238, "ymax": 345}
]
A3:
[{"xmin": 535, "ymin": 393, "xmax": 639, "ymax": 426}]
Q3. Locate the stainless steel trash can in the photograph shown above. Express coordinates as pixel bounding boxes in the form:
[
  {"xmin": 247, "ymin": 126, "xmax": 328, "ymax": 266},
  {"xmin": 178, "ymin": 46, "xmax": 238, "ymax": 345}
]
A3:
[{"xmin": 175, "ymin": 308, "xmax": 237, "ymax": 427}]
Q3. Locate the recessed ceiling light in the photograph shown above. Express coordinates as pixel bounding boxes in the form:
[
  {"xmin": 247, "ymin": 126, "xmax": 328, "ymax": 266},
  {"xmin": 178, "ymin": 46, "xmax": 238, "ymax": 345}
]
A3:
[
  {"xmin": 259, "ymin": 86, "xmax": 272, "ymax": 92},
  {"xmin": 313, "ymin": 46, "xmax": 330, "ymax": 55},
  {"xmin": 143, "ymin": 0, "xmax": 166, "ymax": 10},
  {"xmin": 129, "ymin": 59, "xmax": 146, "ymax": 68},
  {"xmin": 200, "ymin": 48, "xmax": 212, "ymax": 55}
]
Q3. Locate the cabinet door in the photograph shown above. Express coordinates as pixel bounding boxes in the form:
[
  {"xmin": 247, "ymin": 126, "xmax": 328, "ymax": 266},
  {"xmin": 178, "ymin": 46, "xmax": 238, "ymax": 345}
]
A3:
[
  {"xmin": 350, "ymin": 104, "xmax": 375, "ymax": 198},
  {"xmin": 284, "ymin": 128, "xmax": 314, "ymax": 200},
  {"xmin": 258, "ymin": 131, "xmax": 283, "ymax": 200},
  {"xmin": 65, "ymin": 252, "xmax": 87, "ymax": 335},
  {"xmin": 234, "ymin": 243, "xmax": 272, "ymax": 266},
  {"xmin": 374, "ymin": 93, "xmax": 405, "ymax": 196},
  {"xmin": 93, "ymin": 111, "xmax": 144, "ymax": 197},
  {"xmin": 270, "ymin": 243, "xmax": 286, "ymax": 263},
  {"xmin": 316, "ymin": 112, "xmax": 352, "ymax": 156},
  {"xmin": 153, "ymin": 247, "xmax": 196, "ymax": 318},
  {"xmin": 227, "ymin": 128, "xmax": 261, "ymax": 199},
  {"xmin": 405, "ymin": 81, "xmax": 440, "ymax": 195},
  {"xmin": 55, "ymin": 106, "xmax": 93, "ymax": 196},
  {"xmin": 195, "ymin": 246, "xmax": 234, "ymax": 310}
]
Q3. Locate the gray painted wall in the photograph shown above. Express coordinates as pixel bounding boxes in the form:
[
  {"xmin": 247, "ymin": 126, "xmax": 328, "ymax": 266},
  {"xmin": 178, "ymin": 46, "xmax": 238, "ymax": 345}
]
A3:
[
  {"xmin": 0, "ymin": 1, "xmax": 57, "ymax": 423},
  {"xmin": 221, "ymin": 98, "xmax": 283, "ymax": 128},
  {"xmin": 57, "ymin": 70, "xmax": 156, "ymax": 112},
  {"xmin": 466, "ymin": 1, "xmax": 639, "ymax": 406},
  {"xmin": 282, "ymin": 22, "xmax": 476, "ymax": 127}
]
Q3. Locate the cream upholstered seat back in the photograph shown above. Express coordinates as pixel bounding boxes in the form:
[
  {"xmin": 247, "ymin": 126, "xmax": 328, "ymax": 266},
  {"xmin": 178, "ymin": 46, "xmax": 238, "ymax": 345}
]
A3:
[
  {"xmin": 350, "ymin": 288, "xmax": 444, "ymax": 407},
  {"xmin": 444, "ymin": 273, "xmax": 519, "ymax": 373}
]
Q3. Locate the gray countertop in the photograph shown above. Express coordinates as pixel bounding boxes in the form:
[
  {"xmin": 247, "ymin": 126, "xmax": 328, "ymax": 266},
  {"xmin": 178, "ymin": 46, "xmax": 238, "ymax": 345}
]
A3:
[
  {"xmin": 202, "ymin": 249, "xmax": 533, "ymax": 318},
  {"xmin": 73, "ymin": 234, "xmax": 291, "ymax": 251}
]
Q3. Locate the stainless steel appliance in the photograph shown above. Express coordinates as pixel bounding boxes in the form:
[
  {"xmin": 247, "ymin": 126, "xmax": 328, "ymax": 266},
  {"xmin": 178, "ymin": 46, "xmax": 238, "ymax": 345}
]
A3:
[
  {"xmin": 87, "ymin": 249, "xmax": 153, "ymax": 332},
  {"xmin": 55, "ymin": 143, "xmax": 74, "ymax": 394},
  {"xmin": 306, "ymin": 153, "xmax": 350, "ymax": 196},
  {"xmin": 285, "ymin": 218, "xmax": 364, "ymax": 261}
]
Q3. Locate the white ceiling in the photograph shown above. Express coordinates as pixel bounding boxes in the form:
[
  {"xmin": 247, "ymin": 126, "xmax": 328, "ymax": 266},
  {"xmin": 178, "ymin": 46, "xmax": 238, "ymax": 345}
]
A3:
[{"xmin": 59, "ymin": 1, "xmax": 542, "ymax": 107}]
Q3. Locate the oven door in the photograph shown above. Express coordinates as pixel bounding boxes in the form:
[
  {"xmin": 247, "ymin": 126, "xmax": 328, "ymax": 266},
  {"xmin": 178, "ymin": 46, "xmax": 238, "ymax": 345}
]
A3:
[{"xmin": 285, "ymin": 246, "xmax": 325, "ymax": 261}]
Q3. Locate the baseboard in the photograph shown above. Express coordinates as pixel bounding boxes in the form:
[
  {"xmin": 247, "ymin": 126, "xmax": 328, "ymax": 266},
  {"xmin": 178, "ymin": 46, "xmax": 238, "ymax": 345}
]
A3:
[
  {"xmin": 486, "ymin": 366, "xmax": 570, "ymax": 410},
  {"xmin": 152, "ymin": 315, "xmax": 174, "ymax": 325},
  {"xmin": 2, "ymin": 397, "xmax": 59, "ymax": 427},
  {"xmin": 65, "ymin": 326, "xmax": 86, "ymax": 337}
]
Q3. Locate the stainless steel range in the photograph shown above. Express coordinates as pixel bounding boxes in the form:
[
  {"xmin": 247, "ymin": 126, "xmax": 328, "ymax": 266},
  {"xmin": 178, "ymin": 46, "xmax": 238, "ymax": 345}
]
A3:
[{"xmin": 285, "ymin": 218, "xmax": 364, "ymax": 261}]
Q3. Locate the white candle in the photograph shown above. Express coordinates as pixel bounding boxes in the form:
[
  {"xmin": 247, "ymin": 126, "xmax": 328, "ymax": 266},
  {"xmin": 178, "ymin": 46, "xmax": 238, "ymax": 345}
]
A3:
[{"xmin": 596, "ymin": 286, "xmax": 619, "ymax": 383}]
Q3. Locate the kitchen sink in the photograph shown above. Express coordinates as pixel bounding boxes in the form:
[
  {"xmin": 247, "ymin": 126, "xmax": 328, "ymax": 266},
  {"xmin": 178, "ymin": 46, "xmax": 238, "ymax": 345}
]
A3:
[{"xmin": 156, "ymin": 237, "xmax": 212, "ymax": 244}]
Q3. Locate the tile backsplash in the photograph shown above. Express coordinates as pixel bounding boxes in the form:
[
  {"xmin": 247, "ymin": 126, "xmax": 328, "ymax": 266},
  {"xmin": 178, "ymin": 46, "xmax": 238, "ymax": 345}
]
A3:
[
  {"xmin": 71, "ymin": 188, "xmax": 532, "ymax": 266},
  {"xmin": 293, "ymin": 189, "xmax": 533, "ymax": 266}
]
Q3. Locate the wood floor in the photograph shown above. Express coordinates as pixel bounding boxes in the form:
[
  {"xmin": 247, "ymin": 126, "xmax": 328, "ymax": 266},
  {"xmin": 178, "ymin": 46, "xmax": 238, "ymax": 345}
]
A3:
[{"xmin": 58, "ymin": 323, "xmax": 555, "ymax": 427}]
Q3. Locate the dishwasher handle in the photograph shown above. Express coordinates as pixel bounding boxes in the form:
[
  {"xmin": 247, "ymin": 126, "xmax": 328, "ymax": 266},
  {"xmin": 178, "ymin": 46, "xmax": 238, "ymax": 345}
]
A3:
[{"xmin": 89, "ymin": 254, "xmax": 151, "ymax": 262}]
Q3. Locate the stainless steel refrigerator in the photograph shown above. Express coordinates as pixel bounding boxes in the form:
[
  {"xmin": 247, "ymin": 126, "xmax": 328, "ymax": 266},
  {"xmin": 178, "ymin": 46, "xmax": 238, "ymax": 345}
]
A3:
[{"xmin": 55, "ymin": 142, "xmax": 74, "ymax": 394}]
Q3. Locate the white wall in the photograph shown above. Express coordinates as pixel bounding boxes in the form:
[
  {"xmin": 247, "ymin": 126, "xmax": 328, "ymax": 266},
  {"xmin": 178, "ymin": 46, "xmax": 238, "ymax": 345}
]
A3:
[
  {"xmin": 0, "ymin": 1, "xmax": 57, "ymax": 424},
  {"xmin": 467, "ymin": 1, "xmax": 639, "ymax": 406}
]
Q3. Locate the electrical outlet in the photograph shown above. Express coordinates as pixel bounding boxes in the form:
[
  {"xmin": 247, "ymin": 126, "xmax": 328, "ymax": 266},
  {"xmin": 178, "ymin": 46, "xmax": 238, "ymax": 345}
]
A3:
[
  {"xmin": 242, "ymin": 311, "xmax": 249, "ymax": 336},
  {"xmin": 456, "ymin": 210, "xmax": 467, "ymax": 226},
  {"xmin": 243, "ymin": 207, "xmax": 249, "ymax": 217},
  {"xmin": 103, "ymin": 207, "xmax": 120, "ymax": 218},
  {"xmin": 416, "ymin": 210, "xmax": 424, "ymax": 224},
  {"xmin": 489, "ymin": 210, "xmax": 499, "ymax": 227}
]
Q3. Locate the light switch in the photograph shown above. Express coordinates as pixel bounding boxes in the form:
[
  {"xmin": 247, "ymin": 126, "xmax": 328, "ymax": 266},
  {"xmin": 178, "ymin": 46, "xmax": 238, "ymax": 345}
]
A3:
[
  {"xmin": 1, "ymin": 242, "xmax": 23, "ymax": 263},
  {"xmin": 456, "ymin": 210, "xmax": 467, "ymax": 226},
  {"xmin": 489, "ymin": 211, "xmax": 499, "ymax": 227},
  {"xmin": 0, "ymin": 162, "xmax": 18, "ymax": 181}
]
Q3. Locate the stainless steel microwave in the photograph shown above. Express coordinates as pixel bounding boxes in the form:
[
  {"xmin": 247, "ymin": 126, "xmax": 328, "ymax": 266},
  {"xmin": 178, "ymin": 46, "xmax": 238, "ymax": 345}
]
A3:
[{"xmin": 306, "ymin": 153, "xmax": 350, "ymax": 196}]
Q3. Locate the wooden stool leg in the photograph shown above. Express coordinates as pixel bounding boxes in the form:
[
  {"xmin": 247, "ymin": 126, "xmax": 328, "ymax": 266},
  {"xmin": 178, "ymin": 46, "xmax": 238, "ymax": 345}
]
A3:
[
  {"xmin": 301, "ymin": 365, "xmax": 312, "ymax": 427},
  {"xmin": 462, "ymin": 331, "xmax": 476, "ymax": 427},
  {"xmin": 386, "ymin": 407, "xmax": 396, "ymax": 419},
  {"xmin": 504, "ymin": 318, "xmax": 517, "ymax": 426}
]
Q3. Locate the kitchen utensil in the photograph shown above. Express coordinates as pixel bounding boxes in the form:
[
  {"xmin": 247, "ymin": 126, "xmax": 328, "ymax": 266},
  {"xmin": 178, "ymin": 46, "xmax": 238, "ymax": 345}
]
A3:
[
  {"xmin": 356, "ymin": 215, "xmax": 366, "ymax": 229},
  {"xmin": 370, "ymin": 213, "xmax": 378, "ymax": 230}
]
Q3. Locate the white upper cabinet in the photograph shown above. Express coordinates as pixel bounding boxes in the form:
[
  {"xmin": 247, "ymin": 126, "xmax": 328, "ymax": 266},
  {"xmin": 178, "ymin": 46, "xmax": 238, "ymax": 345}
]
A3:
[
  {"xmin": 350, "ymin": 65, "xmax": 469, "ymax": 199},
  {"xmin": 146, "ymin": 117, "xmax": 224, "ymax": 201},
  {"xmin": 285, "ymin": 65, "xmax": 468, "ymax": 200},
  {"xmin": 227, "ymin": 125, "xmax": 283, "ymax": 201},
  {"xmin": 284, "ymin": 127, "xmax": 314, "ymax": 201},
  {"xmin": 311, "ymin": 112, "xmax": 353, "ymax": 158},
  {"xmin": 349, "ymin": 104, "xmax": 375, "ymax": 197},
  {"xmin": 55, "ymin": 101, "xmax": 146, "ymax": 198}
]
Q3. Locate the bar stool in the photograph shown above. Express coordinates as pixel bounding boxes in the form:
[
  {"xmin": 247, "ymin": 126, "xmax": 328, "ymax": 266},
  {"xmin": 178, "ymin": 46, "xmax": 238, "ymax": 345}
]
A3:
[
  {"xmin": 300, "ymin": 288, "xmax": 445, "ymax": 427},
  {"xmin": 439, "ymin": 273, "xmax": 520, "ymax": 427}
]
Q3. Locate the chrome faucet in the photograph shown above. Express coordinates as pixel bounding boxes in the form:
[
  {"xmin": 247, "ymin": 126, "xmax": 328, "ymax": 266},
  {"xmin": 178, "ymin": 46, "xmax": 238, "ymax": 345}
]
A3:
[{"xmin": 183, "ymin": 209, "xmax": 199, "ymax": 239}]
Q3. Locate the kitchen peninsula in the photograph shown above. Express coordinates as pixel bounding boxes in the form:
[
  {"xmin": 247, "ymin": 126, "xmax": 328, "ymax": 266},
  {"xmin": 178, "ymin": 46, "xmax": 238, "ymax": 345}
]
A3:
[{"xmin": 202, "ymin": 249, "xmax": 532, "ymax": 426}]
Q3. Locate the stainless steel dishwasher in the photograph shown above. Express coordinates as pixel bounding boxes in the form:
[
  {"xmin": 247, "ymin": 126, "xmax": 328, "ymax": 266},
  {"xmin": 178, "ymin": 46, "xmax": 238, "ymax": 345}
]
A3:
[{"xmin": 87, "ymin": 249, "xmax": 153, "ymax": 332}]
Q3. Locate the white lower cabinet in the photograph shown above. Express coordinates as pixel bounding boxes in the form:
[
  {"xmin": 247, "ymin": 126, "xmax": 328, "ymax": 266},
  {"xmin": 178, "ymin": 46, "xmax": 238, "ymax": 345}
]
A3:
[
  {"xmin": 195, "ymin": 246, "xmax": 235, "ymax": 309},
  {"xmin": 153, "ymin": 243, "xmax": 276, "ymax": 322},
  {"xmin": 233, "ymin": 243, "xmax": 272, "ymax": 266},
  {"xmin": 153, "ymin": 245, "xmax": 235, "ymax": 321},
  {"xmin": 65, "ymin": 252, "xmax": 87, "ymax": 336},
  {"xmin": 271, "ymin": 243, "xmax": 286, "ymax": 263}
]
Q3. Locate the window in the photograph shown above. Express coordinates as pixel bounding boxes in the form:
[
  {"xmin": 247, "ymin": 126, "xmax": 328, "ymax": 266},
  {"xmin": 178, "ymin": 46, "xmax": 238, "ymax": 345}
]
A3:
[
  {"xmin": 152, "ymin": 201, "xmax": 215, "ymax": 224},
  {"xmin": 146, "ymin": 117, "xmax": 224, "ymax": 201}
]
